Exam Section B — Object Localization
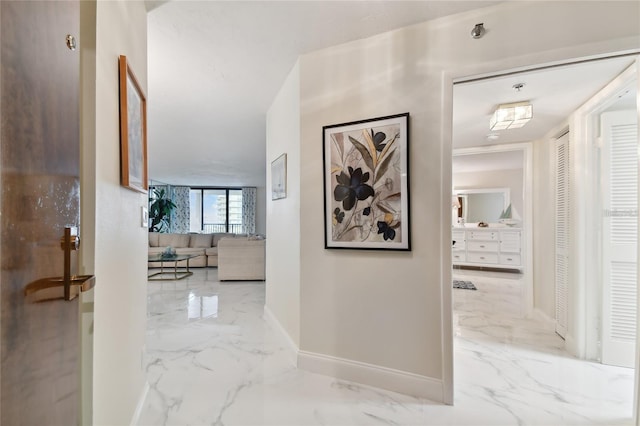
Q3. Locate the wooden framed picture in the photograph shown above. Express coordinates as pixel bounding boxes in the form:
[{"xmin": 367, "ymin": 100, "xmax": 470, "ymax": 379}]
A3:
[
  {"xmin": 322, "ymin": 113, "xmax": 411, "ymax": 250},
  {"xmin": 271, "ymin": 153, "xmax": 287, "ymax": 200},
  {"xmin": 118, "ymin": 55, "xmax": 148, "ymax": 193}
]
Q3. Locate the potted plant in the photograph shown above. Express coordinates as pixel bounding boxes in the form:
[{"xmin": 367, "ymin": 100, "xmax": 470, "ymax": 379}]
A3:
[{"xmin": 149, "ymin": 187, "xmax": 176, "ymax": 232}]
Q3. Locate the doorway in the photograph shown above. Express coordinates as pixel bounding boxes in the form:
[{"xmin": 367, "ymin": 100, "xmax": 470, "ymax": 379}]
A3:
[
  {"xmin": 573, "ymin": 64, "xmax": 639, "ymax": 368},
  {"xmin": 452, "ymin": 144, "xmax": 533, "ymax": 317},
  {"xmin": 451, "ymin": 55, "xmax": 639, "ymax": 422}
]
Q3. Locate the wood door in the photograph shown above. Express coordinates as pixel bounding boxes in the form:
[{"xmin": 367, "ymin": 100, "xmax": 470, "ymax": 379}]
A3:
[{"xmin": 1, "ymin": 1, "xmax": 82, "ymax": 424}]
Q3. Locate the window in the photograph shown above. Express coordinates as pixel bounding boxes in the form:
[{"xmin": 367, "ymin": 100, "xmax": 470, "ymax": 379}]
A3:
[{"xmin": 190, "ymin": 188, "xmax": 244, "ymax": 233}]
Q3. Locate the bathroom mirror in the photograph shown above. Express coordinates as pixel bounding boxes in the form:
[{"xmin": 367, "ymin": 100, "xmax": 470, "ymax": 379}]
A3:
[{"xmin": 453, "ymin": 188, "xmax": 510, "ymax": 224}]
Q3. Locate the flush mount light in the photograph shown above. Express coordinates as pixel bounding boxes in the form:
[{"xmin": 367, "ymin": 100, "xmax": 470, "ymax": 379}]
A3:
[{"xmin": 489, "ymin": 101, "xmax": 533, "ymax": 130}]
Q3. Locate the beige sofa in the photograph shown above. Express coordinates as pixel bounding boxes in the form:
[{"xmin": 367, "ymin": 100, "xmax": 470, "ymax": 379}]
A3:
[
  {"xmin": 148, "ymin": 232, "xmax": 236, "ymax": 268},
  {"xmin": 218, "ymin": 237, "xmax": 266, "ymax": 281}
]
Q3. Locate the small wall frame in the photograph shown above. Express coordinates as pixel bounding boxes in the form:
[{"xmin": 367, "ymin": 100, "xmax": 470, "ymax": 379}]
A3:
[
  {"xmin": 271, "ymin": 153, "xmax": 287, "ymax": 200},
  {"xmin": 118, "ymin": 55, "xmax": 148, "ymax": 194}
]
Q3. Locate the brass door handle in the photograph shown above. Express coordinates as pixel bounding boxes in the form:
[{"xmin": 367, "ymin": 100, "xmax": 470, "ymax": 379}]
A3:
[
  {"xmin": 25, "ymin": 227, "xmax": 95, "ymax": 302},
  {"xmin": 24, "ymin": 275, "xmax": 95, "ymax": 302}
]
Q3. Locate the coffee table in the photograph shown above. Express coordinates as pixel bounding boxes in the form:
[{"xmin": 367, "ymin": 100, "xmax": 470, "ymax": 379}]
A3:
[{"xmin": 148, "ymin": 254, "xmax": 198, "ymax": 281}]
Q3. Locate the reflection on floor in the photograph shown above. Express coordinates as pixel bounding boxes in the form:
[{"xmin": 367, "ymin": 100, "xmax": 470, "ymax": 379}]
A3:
[{"xmin": 137, "ymin": 268, "xmax": 634, "ymax": 425}]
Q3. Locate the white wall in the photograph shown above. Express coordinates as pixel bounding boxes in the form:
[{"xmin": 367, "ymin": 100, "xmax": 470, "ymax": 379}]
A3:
[
  {"xmin": 265, "ymin": 61, "xmax": 301, "ymax": 347},
  {"xmin": 267, "ymin": 0, "xmax": 640, "ymax": 402},
  {"xmin": 81, "ymin": 1, "xmax": 148, "ymax": 424},
  {"xmin": 453, "ymin": 169, "xmax": 523, "ymax": 222}
]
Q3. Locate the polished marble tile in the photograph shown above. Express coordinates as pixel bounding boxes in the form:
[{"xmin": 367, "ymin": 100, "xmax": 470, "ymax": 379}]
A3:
[{"xmin": 137, "ymin": 268, "xmax": 635, "ymax": 425}]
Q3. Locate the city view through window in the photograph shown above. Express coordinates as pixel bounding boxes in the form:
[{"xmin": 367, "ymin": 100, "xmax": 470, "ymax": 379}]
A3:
[{"xmin": 190, "ymin": 189, "xmax": 243, "ymax": 233}]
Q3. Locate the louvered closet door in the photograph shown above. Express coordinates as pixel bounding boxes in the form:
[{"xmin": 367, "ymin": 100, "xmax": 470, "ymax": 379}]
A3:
[
  {"xmin": 555, "ymin": 133, "xmax": 570, "ymax": 338},
  {"xmin": 602, "ymin": 110, "xmax": 638, "ymax": 368}
]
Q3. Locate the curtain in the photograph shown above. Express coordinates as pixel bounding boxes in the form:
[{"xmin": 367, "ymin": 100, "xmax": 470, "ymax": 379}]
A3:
[
  {"xmin": 170, "ymin": 186, "xmax": 191, "ymax": 233},
  {"xmin": 242, "ymin": 187, "xmax": 256, "ymax": 234}
]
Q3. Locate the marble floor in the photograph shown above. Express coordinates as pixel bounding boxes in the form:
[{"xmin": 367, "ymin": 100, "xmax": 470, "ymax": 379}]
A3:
[{"xmin": 137, "ymin": 268, "xmax": 635, "ymax": 425}]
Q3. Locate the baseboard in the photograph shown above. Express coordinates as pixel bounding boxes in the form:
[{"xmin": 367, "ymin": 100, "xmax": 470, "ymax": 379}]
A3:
[
  {"xmin": 565, "ymin": 334, "xmax": 579, "ymax": 358},
  {"xmin": 297, "ymin": 350, "xmax": 444, "ymax": 402},
  {"xmin": 263, "ymin": 305, "xmax": 299, "ymax": 364},
  {"xmin": 130, "ymin": 381, "xmax": 150, "ymax": 426}
]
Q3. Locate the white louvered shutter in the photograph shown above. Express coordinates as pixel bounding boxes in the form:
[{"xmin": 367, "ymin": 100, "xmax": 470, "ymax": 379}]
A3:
[
  {"xmin": 555, "ymin": 133, "xmax": 570, "ymax": 339},
  {"xmin": 602, "ymin": 110, "xmax": 638, "ymax": 368}
]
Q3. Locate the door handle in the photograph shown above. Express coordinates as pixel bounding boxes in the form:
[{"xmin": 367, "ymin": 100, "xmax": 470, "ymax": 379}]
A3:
[{"xmin": 25, "ymin": 227, "xmax": 95, "ymax": 302}]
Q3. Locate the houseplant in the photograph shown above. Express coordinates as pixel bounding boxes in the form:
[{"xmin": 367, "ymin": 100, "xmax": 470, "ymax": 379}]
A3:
[{"xmin": 149, "ymin": 187, "xmax": 176, "ymax": 232}]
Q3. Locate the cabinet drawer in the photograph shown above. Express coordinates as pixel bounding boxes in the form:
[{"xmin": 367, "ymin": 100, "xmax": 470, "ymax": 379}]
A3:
[
  {"xmin": 452, "ymin": 252, "xmax": 466, "ymax": 263},
  {"xmin": 467, "ymin": 252, "xmax": 498, "ymax": 264},
  {"xmin": 452, "ymin": 239, "xmax": 465, "ymax": 250},
  {"xmin": 500, "ymin": 231, "xmax": 521, "ymax": 252},
  {"xmin": 451, "ymin": 230, "xmax": 465, "ymax": 240},
  {"xmin": 467, "ymin": 230, "xmax": 498, "ymax": 241},
  {"xmin": 499, "ymin": 254, "xmax": 521, "ymax": 266},
  {"xmin": 467, "ymin": 241, "xmax": 498, "ymax": 252}
]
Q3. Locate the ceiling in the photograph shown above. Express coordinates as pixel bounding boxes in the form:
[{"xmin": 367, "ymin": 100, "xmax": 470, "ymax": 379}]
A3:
[
  {"xmin": 453, "ymin": 57, "xmax": 637, "ymax": 149},
  {"xmin": 146, "ymin": 0, "xmax": 502, "ymax": 187},
  {"xmin": 452, "ymin": 56, "xmax": 637, "ymax": 172},
  {"xmin": 147, "ymin": 2, "xmax": 637, "ymax": 187}
]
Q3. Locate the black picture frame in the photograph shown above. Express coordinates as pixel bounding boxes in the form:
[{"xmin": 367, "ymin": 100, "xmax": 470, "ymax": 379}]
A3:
[{"xmin": 322, "ymin": 113, "xmax": 411, "ymax": 250}]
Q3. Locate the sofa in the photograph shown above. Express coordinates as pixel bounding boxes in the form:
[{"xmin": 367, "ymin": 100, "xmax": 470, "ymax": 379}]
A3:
[
  {"xmin": 148, "ymin": 232, "xmax": 236, "ymax": 268},
  {"xmin": 148, "ymin": 233, "xmax": 266, "ymax": 281},
  {"xmin": 218, "ymin": 237, "xmax": 266, "ymax": 281}
]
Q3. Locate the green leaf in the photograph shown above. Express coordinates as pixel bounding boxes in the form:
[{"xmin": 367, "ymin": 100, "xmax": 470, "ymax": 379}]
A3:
[{"xmin": 348, "ymin": 136, "xmax": 374, "ymax": 172}]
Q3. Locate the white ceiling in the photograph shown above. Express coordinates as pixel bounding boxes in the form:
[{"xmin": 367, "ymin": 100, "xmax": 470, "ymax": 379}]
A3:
[
  {"xmin": 146, "ymin": 0, "xmax": 502, "ymax": 187},
  {"xmin": 452, "ymin": 57, "xmax": 637, "ymax": 149},
  {"xmin": 452, "ymin": 56, "xmax": 636, "ymax": 173},
  {"xmin": 147, "ymin": 2, "xmax": 637, "ymax": 187}
]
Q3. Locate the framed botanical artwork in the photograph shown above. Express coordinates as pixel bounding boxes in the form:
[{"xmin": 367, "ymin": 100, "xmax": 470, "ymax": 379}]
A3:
[
  {"xmin": 118, "ymin": 55, "xmax": 148, "ymax": 194},
  {"xmin": 271, "ymin": 153, "xmax": 287, "ymax": 200},
  {"xmin": 322, "ymin": 113, "xmax": 411, "ymax": 250}
]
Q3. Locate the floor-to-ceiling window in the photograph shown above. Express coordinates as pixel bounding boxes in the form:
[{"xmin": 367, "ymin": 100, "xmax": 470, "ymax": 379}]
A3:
[{"xmin": 189, "ymin": 188, "xmax": 243, "ymax": 233}]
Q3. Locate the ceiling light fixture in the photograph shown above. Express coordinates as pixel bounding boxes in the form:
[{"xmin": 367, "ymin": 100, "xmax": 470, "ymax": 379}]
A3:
[{"xmin": 489, "ymin": 101, "xmax": 533, "ymax": 130}]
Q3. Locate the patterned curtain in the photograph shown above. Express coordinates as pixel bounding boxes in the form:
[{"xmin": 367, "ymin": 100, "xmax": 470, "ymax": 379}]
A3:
[
  {"xmin": 242, "ymin": 187, "xmax": 256, "ymax": 234},
  {"xmin": 170, "ymin": 186, "xmax": 191, "ymax": 233}
]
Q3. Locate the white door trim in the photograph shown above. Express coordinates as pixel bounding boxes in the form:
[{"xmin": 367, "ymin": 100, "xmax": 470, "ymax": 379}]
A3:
[
  {"xmin": 569, "ymin": 60, "xmax": 639, "ymax": 424},
  {"xmin": 568, "ymin": 62, "xmax": 637, "ymax": 361},
  {"xmin": 453, "ymin": 143, "xmax": 534, "ymax": 316}
]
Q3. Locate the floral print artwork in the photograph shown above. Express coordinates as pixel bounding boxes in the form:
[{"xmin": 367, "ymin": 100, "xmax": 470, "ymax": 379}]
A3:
[{"xmin": 324, "ymin": 114, "xmax": 410, "ymax": 249}]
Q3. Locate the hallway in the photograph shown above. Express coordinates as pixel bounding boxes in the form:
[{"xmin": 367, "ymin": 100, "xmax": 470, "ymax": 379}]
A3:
[{"xmin": 137, "ymin": 269, "xmax": 634, "ymax": 425}]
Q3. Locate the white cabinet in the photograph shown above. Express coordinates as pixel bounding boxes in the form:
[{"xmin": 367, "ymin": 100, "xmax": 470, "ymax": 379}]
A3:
[
  {"xmin": 452, "ymin": 228, "xmax": 522, "ymax": 270},
  {"xmin": 452, "ymin": 229, "xmax": 466, "ymax": 263}
]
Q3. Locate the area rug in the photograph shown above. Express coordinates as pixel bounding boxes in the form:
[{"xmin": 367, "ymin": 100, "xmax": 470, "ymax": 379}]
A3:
[{"xmin": 453, "ymin": 280, "xmax": 477, "ymax": 290}]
